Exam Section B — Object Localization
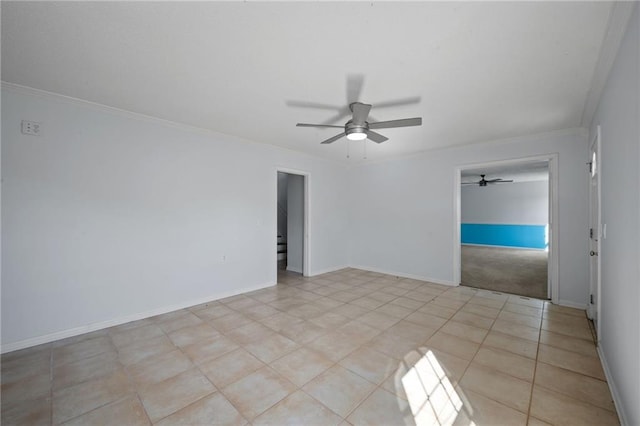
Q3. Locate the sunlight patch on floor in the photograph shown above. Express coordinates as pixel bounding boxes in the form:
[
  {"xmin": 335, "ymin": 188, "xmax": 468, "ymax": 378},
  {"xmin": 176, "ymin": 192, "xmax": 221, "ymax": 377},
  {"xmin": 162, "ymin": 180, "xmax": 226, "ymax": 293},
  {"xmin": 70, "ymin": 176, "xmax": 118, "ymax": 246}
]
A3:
[{"xmin": 401, "ymin": 350, "xmax": 471, "ymax": 426}]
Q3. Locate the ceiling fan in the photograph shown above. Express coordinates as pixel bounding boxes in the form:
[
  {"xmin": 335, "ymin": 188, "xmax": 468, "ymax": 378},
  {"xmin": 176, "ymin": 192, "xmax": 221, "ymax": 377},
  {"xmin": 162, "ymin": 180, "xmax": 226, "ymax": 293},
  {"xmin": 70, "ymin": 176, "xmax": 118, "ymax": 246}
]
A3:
[
  {"xmin": 296, "ymin": 101, "xmax": 422, "ymax": 144},
  {"xmin": 291, "ymin": 75, "xmax": 422, "ymax": 145},
  {"xmin": 462, "ymin": 174, "xmax": 514, "ymax": 187}
]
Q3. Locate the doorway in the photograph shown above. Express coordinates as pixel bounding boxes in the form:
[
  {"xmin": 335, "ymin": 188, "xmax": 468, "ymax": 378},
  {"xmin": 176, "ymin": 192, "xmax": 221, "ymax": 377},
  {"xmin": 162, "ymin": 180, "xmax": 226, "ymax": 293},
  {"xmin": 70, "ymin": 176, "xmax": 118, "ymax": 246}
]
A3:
[
  {"xmin": 455, "ymin": 156, "xmax": 559, "ymax": 302},
  {"xmin": 276, "ymin": 170, "xmax": 308, "ymax": 277}
]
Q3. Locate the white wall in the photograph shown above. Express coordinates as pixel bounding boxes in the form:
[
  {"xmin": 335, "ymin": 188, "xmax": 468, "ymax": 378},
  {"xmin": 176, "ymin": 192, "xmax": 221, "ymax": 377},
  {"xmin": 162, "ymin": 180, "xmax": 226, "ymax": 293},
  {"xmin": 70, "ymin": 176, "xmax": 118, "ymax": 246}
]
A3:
[
  {"xmin": 349, "ymin": 129, "xmax": 588, "ymax": 305},
  {"xmin": 461, "ymin": 180, "xmax": 548, "ymax": 225},
  {"xmin": 286, "ymin": 174, "xmax": 304, "ymax": 273},
  {"xmin": 1, "ymin": 85, "xmax": 349, "ymax": 350},
  {"xmin": 589, "ymin": 5, "xmax": 639, "ymax": 425}
]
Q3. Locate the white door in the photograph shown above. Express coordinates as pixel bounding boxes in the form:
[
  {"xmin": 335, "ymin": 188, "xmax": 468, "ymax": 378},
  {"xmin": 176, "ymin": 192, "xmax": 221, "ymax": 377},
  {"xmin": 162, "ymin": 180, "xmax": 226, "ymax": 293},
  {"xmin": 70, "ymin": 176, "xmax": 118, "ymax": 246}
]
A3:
[{"xmin": 588, "ymin": 126, "xmax": 602, "ymax": 341}]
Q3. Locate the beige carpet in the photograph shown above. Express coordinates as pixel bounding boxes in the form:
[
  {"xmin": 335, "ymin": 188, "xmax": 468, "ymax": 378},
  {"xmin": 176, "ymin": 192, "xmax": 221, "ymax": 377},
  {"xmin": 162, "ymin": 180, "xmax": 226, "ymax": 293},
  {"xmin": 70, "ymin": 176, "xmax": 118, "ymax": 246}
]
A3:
[{"xmin": 461, "ymin": 245, "xmax": 548, "ymax": 299}]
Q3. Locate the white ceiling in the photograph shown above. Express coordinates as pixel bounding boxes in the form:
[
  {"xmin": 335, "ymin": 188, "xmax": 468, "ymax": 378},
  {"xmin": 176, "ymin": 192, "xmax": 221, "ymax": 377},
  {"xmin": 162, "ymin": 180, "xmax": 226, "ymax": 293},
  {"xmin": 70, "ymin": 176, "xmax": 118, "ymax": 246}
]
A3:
[{"xmin": 2, "ymin": 2, "xmax": 614, "ymax": 163}]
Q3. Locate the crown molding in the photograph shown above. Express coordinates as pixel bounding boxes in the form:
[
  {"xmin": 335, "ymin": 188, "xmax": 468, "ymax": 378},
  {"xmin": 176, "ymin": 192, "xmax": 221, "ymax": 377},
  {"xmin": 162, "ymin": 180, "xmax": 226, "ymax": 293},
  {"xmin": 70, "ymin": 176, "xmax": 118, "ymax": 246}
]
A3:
[{"xmin": 1, "ymin": 81, "xmax": 348, "ymax": 168}]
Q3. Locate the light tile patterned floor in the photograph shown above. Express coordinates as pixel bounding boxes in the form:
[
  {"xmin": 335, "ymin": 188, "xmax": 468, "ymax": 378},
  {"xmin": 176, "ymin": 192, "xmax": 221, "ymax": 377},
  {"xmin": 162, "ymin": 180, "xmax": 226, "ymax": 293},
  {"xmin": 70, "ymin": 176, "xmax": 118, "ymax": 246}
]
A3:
[{"xmin": 1, "ymin": 268, "xmax": 619, "ymax": 425}]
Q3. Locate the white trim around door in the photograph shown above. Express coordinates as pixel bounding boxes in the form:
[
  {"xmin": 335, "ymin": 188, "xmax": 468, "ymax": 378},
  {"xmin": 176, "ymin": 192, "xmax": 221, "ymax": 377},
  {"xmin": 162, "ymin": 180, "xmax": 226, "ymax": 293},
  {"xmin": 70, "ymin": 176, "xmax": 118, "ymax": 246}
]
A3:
[
  {"xmin": 587, "ymin": 126, "xmax": 602, "ymax": 341},
  {"xmin": 454, "ymin": 154, "xmax": 559, "ymax": 304},
  {"xmin": 275, "ymin": 167, "xmax": 310, "ymax": 281}
]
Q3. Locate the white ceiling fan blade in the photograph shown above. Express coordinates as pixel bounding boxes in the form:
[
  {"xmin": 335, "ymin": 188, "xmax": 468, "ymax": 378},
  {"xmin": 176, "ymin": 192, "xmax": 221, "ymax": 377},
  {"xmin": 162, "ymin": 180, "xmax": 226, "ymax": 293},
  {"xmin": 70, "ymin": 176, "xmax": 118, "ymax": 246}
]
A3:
[
  {"xmin": 346, "ymin": 74, "xmax": 365, "ymax": 103},
  {"xmin": 287, "ymin": 100, "xmax": 342, "ymax": 111},
  {"xmin": 320, "ymin": 133, "xmax": 346, "ymax": 144},
  {"xmin": 373, "ymin": 96, "xmax": 421, "ymax": 109},
  {"xmin": 367, "ymin": 130, "xmax": 388, "ymax": 143},
  {"xmin": 319, "ymin": 107, "xmax": 351, "ymax": 125},
  {"xmin": 369, "ymin": 117, "xmax": 422, "ymax": 129},
  {"xmin": 310, "ymin": 74, "xmax": 366, "ymax": 125},
  {"xmin": 296, "ymin": 123, "xmax": 344, "ymax": 128},
  {"xmin": 351, "ymin": 102, "xmax": 372, "ymax": 125}
]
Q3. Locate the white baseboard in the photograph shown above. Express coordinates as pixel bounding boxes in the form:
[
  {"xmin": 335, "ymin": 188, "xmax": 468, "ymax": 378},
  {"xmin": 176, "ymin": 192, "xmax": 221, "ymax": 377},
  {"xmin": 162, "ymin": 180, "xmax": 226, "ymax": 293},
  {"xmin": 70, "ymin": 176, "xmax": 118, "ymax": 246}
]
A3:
[
  {"xmin": 461, "ymin": 243, "xmax": 547, "ymax": 251},
  {"xmin": 286, "ymin": 265, "xmax": 303, "ymax": 274},
  {"xmin": 349, "ymin": 264, "xmax": 457, "ymax": 287},
  {"xmin": 597, "ymin": 345, "xmax": 629, "ymax": 426},
  {"xmin": 557, "ymin": 299, "xmax": 588, "ymax": 310},
  {"xmin": 1, "ymin": 281, "xmax": 275, "ymax": 354},
  {"xmin": 309, "ymin": 265, "xmax": 349, "ymax": 276}
]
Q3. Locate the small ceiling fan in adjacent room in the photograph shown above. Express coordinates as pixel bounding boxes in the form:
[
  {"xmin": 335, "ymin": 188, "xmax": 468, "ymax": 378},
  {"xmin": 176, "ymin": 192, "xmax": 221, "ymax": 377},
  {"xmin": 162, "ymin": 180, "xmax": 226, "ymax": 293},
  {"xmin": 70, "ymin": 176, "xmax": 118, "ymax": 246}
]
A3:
[
  {"xmin": 296, "ymin": 101, "xmax": 422, "ymax": 145},
  {"xmin": 462, "ymin": 174, "xmax": 514, "ymax": 187}
]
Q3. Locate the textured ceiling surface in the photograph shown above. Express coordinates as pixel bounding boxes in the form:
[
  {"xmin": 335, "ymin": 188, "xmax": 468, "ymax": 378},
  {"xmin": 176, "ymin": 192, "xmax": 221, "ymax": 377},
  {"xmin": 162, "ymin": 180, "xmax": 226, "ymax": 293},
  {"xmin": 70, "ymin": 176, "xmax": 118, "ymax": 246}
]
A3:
[{"xmin": 2, "ymin": 2, "xmax": 613, "ymax": 163}]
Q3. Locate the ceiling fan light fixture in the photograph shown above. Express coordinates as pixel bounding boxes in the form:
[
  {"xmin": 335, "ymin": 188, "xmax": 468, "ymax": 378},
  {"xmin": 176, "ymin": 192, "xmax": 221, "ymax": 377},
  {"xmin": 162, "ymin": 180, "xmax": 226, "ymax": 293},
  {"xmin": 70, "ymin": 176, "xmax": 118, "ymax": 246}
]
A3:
[{"xmin": 346, "ymin": 130, "xmax": 367, "ymax": 141}]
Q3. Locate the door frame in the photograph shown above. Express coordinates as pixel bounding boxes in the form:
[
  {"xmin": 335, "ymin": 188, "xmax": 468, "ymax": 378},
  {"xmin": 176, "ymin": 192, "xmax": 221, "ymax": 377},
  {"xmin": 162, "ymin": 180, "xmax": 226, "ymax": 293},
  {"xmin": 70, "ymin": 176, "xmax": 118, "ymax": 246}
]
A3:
[
  {"xmin": 275, "ymin": 168, "xmax": 310, "ymax": 278},
  {"xmin": 587, "ymin": 126, "xmax": 602, "ymax": 341},
  {"xmin": 454, "ymin": 154, "xmax": 559, "ymax": 303}
]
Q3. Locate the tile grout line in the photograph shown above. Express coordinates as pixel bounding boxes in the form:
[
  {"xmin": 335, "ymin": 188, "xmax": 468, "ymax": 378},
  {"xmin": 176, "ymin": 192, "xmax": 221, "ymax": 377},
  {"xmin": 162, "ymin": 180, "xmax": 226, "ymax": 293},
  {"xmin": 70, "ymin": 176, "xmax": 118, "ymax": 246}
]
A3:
[
  {"xmin": 339, "ymin": 289, "xmax": 456, "ymax": 423},
  {"xmin": 346, "ymin": 287, "xmax": 475, "ymax": 423},
  {"xmin": 50, "ymin": 331, "xmax": 154, "ymax": 425},
  {"xmin": 346, "ymin": 285, "xmax": 491, "ymax": 420},
  {"xmin": 120, "ymin": 322, "xmax": 172, "ymax": 426},
  {"xmin": 192, "ymin": 272, "xmax": 379, "ymax": 423},
  {"xmin": 442, "ymin": 294, "xmax": 504, "ymax": 418},
  {"xmin": 341, "ymin": 287, "xmax": 492, "ymax": 423},
  {"xmin": 525, "ymin": 301, "xmax": 545, "ymax": 426},
  {"xmin": 285, "ymin": 276, "xmax": 412, "ymax": 423},
  {"xmin": 170, "ymin": 328, "xmax": 246, "ymax": 426},
  {"xmin": 115, "ymin": 311, "xmax": 238, "ymax": 424},
  {"xmin": 267, "ymin": 273, "xmax": 436, "ymax": 423},
  {"xmin": 258, "ymin": 273, "xmax": 381, "ymax": 423},
  {"xmin": 133, "ymin": 392, "xmax": 155, "ymax": 425},
  {"xmin": 453, "ymin": 293, "xmax": 544, "ymax": 419}
]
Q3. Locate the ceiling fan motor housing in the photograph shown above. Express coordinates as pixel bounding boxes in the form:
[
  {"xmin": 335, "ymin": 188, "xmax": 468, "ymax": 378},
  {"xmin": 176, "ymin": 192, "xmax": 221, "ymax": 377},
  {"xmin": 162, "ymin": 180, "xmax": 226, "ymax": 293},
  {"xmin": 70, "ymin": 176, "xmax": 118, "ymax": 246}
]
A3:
[{"xmin": 345, "ymin": 120, "xmax": 369, "ymax": 139}]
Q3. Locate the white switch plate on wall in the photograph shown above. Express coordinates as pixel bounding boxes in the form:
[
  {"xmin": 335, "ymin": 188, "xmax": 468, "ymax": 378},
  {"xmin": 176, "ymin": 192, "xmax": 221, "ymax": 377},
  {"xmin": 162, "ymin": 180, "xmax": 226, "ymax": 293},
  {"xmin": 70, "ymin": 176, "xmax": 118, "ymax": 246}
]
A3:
[{"xmin": 21, "ymin": 120, "xmax": 41, "ymax": 136}]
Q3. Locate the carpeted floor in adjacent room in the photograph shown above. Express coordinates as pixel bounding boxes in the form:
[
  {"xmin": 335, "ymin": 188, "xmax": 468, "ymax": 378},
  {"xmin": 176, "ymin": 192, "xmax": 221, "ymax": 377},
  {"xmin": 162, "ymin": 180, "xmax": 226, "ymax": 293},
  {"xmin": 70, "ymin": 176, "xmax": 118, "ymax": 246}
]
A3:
[{"xmin": 461, "ymin": 245, "xmax": 548, "ymax": 299}]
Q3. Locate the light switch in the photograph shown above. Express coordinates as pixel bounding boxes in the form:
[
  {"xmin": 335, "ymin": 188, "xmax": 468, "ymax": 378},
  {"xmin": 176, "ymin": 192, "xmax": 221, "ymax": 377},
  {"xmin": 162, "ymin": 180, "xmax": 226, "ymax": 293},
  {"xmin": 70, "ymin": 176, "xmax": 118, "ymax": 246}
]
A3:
[{"xmin": 21, "ymin": 120, "xmax": 41, "ymax": 136}]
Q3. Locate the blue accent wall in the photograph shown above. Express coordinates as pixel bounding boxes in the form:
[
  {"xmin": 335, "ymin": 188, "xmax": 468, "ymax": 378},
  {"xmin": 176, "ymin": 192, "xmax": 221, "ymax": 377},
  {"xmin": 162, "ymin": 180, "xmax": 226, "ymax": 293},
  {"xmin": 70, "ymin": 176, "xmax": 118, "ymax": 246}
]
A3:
[{"xmin": 461, "ymin": 223, "xmax": 547, "ymax": 249}]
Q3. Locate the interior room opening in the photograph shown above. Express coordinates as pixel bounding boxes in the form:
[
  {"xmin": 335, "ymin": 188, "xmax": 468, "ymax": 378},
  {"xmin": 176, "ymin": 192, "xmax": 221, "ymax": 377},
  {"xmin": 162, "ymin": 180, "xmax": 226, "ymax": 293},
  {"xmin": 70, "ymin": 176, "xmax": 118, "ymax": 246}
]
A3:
[
  {"xmin": 459, "ymin": 160, "xmax": 551, "ymax": 299},
  {"xmin": 276, "ymin": 171, "xmax": 305, "ymax": 276}
]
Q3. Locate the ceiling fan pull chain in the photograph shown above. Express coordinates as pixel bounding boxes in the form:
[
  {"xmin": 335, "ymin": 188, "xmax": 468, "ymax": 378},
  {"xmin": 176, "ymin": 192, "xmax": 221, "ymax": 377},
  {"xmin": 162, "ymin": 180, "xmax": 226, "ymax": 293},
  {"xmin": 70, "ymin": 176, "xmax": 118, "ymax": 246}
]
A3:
[
  {"xmin": 347, "ymin": 139, "xmax": 350, "ymax": 159},
  {"xmin": 364, "ymin": 139, "xmax": 367, "ymax": 160}
]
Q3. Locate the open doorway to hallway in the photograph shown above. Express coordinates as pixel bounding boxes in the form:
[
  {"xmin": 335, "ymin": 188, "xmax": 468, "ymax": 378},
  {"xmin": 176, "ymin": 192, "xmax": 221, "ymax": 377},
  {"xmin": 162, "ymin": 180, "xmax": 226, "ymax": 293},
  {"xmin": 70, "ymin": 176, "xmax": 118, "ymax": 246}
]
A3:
[
  {"xmin": 277, "ymin": 171, "xmax": 306, "ymax": 276},
  {"xmin": 459, "ymin": 160, "xmax": 552, "ymax": 299}
]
